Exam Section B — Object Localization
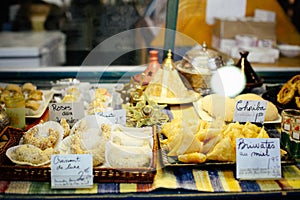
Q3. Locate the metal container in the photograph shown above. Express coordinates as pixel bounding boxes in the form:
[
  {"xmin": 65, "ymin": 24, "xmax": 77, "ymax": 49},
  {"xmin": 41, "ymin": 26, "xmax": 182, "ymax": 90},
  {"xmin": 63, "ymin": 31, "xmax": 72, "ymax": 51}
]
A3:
[{"xmin": 175, "ymin": 43, "xmax": 232, "ymax": 94}]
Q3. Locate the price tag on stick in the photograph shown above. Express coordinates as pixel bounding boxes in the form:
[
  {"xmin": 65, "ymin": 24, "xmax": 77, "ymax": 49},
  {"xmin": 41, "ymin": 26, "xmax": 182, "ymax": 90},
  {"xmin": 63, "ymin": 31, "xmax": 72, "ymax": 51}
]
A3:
[{"xmin": 236, "ymin": 138, "xmax": 281, "ymax": 180}]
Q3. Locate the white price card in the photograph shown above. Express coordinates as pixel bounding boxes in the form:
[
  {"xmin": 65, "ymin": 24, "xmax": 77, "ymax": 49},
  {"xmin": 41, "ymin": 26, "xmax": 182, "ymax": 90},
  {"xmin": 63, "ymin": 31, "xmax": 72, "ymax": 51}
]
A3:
[
  {"xmin": 233, "ymin": 100, "xmax": 267, "ymax": 123},
  {"xmin": 96, "ymin": 109, "xmax": 126, "ymax": 125},
  {"xmin": 51, "ymin": 154, "xmax": 93, "ymax": 189},
  {"xmin": 236, "ymin": 138, "xmax": 282, "ymax": 180},
  {"xmin": 49, "ymin": 102, "xmax": 85, "ymax": 126}
]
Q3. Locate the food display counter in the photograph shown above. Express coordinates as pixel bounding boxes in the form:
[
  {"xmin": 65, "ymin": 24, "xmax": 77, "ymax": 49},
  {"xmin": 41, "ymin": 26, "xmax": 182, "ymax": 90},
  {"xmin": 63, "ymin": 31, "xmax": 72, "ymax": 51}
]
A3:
[
  {"xmin": 1, "ymin": 59, "xmax": 300, "ymax": 200},
  {"xmin": 1, "ymin": 0, "xmax": 300, "ymax": 198}
]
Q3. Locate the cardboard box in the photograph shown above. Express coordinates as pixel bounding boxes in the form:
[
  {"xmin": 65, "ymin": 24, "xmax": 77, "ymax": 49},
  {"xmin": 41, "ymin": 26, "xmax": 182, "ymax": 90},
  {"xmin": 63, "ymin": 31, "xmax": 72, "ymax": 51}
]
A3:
[
  {"xmin": 212, "ymin": 18, "xmax": 277, "ymax": 62},
  {"xmin": 212, "ymin": 18, "xmax": 276, "ymax": 41}
]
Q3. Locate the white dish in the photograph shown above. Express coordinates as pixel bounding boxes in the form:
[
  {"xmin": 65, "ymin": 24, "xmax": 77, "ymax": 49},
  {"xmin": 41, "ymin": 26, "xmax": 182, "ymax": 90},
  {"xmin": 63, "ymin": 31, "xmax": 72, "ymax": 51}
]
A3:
[
  {"xmin": 105, "ymin": 141, "xmax": 152, "ymax": 168},
  {"xmin": 278, "ymin": 44, "xmax": 300, "ymax": 57},
  {"xmin": 26, "ymin": 90, "xmax": 54, "ymax": 118},
  {"xmin": 19, "ymin": 121, "xmax": 64, "ymax": 149},
  {"xmin": 110, "ymin": 126, "xmax": 153, "ymax": 148},
  {"xmin": 70, "ymin": 114, "xmax": 113, "ymax": 135},
  {"xmin": 112, "ymin": 124, "xmax": 153, "ymax": 139},
  {"xmin": 6, "ymin": 144, "xmax": 51, "ymax": 166}
]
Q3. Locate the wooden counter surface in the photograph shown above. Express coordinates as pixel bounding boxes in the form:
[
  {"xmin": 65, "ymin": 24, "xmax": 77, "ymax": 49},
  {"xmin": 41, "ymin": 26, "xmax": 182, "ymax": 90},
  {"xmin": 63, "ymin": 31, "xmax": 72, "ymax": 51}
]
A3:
[{"xmin": 252, "ymin": 56, "xmax": 300, "ymax": 68}]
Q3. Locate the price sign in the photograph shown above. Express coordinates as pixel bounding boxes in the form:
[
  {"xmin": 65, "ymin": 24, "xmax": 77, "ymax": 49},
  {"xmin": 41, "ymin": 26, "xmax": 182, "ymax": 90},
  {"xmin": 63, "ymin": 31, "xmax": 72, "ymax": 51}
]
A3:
[
  {"xmin": 51, "ymin": 154, "xmax": 93, "ymax": 189},
  {"xmin": 49, "ymin": 102, "xmax": 85, "ymax": 126},
  {"xmin": 233, "ymin": 100, "xmax": 267, "ymax": 123},
  {"xmin": 96, "ymin": 109, "xmax": 126, "ymax": 125},
  {"xmin": 236, "ymin": 138, "xmax": 281, "ymax": 180}
]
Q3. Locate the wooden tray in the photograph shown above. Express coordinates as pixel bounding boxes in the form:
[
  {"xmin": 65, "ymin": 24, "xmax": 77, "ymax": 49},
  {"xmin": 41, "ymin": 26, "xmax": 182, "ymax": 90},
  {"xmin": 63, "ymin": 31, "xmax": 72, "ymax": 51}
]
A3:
[{"xmin": 0, "ymin": 126, "xmax": 158, "ymax": 183}]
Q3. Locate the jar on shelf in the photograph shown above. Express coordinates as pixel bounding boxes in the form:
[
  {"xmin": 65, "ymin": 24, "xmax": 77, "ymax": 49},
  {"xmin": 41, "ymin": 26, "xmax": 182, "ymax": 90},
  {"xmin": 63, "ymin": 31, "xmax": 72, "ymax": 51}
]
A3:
[
  {"xmin": 290, "ymin": 112, "xmax": 300, "ymax": 162},
  {"xmin": 4, "ymin": 94, "xmax": 26, "ymax": 129},
  {"xmin": 281, "ymin": 109, "xmax": 300, "ymax": 162}
]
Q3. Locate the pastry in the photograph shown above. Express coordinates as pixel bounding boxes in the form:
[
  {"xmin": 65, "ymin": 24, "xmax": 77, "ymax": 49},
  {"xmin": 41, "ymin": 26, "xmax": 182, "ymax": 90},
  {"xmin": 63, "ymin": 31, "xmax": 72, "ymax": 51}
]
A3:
[
  {"xmin": 61, "ymin": 94, "xmax": 78, "ymax": 103},
  {"xmin": 207, "ymin": 136, "xmax": 236, "ymax": 162},
  {"xmin": 66, "ymin": 86, "xmax": 80, "ymax": 96},
  {"xmin": 68, "ymin": 133, "xmax": 106, "ymax": 166},
  {"xmin": 234, "ymin": 93, "xmax": 263, "ymax": 100},
  {"xmin": 22, "ymin": 127, "xmax": 59, "ymax": 150},
  {"xmin": 87, "ymin": 99, "xmax": 107, "ymax": 114},
  {"xmin": 22, "ymin": 82, "xmax": 36, "ymax": 92},
  {"xmin": 276, "ymin": 75, "xmax": 300, "ymax": 106},
  {"xmin": 265, "ymin": 101, "xmax": 279, "ymax": 121},
  {"xmin": 60, "ymin": 118, "xmax": 70, "ymax": 138},
  {"xmin": 25, "ymin": 100, "xmax": 41, "ymax": 111},
  {"xmin": 5, "ymin": 84, "xmax": 22, "ymax": 94},
  {"xmin": 13, "ymin": 144, "xmax": 53, "ymax": 165},
  {"xmin": 0, "ymin": 90, "xmax": 10, "ymax": 103},
  {"xmin": 178, "ymin": 152, "xmax": 206, "ymax": 163},
  {"xmin": 28, "ymin": 90, "xmax": 43, "ymax": 101},
  {"xmin": 277, "ymin": 83, "xmax": 296, "ymax": 104},
  {"xmin": 295, "ymin": 96, "xmax": 300, "ymax": 109},
  {"xmin": 161, "ymin": 117, "xmax": 272, "ymax": 163},
  {"xmin": 288, "ymin": 74, "xmax": 300, "ymax": 85},
  {"xmin": 95, "ymin": 88, "xmax": 109, "ymax": 96}
]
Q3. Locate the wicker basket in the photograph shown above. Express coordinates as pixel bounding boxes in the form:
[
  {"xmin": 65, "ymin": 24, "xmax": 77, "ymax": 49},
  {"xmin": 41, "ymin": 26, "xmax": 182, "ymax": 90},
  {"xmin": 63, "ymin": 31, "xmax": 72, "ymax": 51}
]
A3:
[{"xmin": 0, "ymin": 126, "xmax": 157, "ymax": 183}]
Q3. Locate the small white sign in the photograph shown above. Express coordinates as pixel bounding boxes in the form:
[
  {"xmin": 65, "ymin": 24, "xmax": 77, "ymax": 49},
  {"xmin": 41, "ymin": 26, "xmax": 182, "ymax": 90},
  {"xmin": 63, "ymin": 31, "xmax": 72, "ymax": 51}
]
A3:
[
  {"xmin": 236, "ymin": 138, "xmax": 281, "ymax": 180},
  {"xmin": 51, "ymin": 154, "xmax": 93, "ymax": 189},
  {"xmin": 233, "ymin": 100, "xmax": 267, "ymax": 123},
  {"xmin": 49, "ymin": 102, "xmax": 85, "ymax": 126},
  {"xmin": 96, "ymin": 109, "xmax": 126, "ymax": 125}
]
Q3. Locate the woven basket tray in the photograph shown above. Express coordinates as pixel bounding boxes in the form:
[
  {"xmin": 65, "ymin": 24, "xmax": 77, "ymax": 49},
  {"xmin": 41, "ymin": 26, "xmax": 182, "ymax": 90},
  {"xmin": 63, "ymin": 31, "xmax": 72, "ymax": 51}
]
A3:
[{"xmin": 0, "ymin": 126, "xmax": 157, "ymax": 183}]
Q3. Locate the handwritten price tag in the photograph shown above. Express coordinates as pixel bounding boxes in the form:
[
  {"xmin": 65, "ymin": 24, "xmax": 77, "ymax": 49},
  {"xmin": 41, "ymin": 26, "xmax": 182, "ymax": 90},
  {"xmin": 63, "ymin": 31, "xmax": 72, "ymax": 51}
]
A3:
[
  {"xmin": 96, "ymin": 109, "xmax": 126, "ymax": 125},
  {"xmin": 236, "ymin": 138, "xmax": 281, "ymax": 180},
  {"xmin": 51, "ymin": 154, "xmax": 93, "ymax": 189},
  {"xmin": 233, "ymin": 100, "xmax": 267, "ymax": 123},
  {"xmin": 49, "ymin": 102, "xmax": 85, "ymax": 127}
]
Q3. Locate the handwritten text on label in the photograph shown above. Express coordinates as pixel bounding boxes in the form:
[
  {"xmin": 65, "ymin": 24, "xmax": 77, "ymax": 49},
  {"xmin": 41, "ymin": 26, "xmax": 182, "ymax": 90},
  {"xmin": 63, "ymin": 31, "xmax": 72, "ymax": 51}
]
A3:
[{"xmin": 236, "ymin": 138, "xmax": 281, "ymax": 180}]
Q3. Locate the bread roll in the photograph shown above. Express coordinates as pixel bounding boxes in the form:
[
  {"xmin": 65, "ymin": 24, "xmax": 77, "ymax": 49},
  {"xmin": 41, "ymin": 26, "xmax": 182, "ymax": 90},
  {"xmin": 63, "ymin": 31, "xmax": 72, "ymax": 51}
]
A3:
[
  {"xmin": 235, "ymin": 93, "xmax": 263, "ymax": 100},
  {"xmin": 22, "ymin": 83, "xmax": 36, "ymax": 92},
  {"xmin": 5, "ymin": 84, "xmax": 22, "ymax": 94},
  {"xmin": 201, "ymin": 94, "xmax": 235, "ymax": 122}
]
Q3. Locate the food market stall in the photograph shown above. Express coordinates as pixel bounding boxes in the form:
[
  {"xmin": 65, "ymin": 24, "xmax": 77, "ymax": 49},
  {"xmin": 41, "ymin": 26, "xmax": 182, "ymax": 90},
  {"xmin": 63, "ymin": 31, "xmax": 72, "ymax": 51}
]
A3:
[{"xmin": 1, "ymin": 1, "xmax": 300, "ymax": 199}]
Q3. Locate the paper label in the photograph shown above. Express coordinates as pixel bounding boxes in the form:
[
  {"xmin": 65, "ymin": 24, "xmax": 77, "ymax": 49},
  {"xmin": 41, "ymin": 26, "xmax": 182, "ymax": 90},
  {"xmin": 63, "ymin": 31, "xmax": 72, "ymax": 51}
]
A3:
[
  {"xmin": 51, "ymin": 154, "xmax": 93, "ymax": 189},
  {"xmin": 233, "ymin": 100, "xmax": 267, "ymax": 123},
  {"xmin": 49, "ymin": 102, "xmax": 85, "ymax": 126},
  {"xmin": 236, "ymin": 138, "xmax": 281, "ymax": 180},
  {"xmin": 96, "ymin": 109, "xmax": 126, "ymax": 125}
]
